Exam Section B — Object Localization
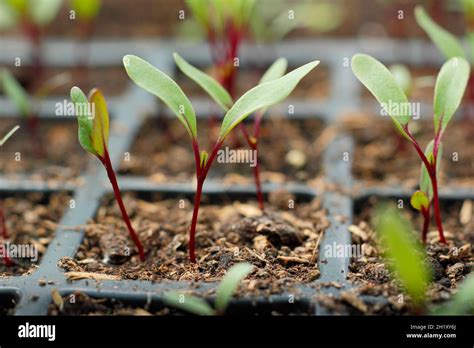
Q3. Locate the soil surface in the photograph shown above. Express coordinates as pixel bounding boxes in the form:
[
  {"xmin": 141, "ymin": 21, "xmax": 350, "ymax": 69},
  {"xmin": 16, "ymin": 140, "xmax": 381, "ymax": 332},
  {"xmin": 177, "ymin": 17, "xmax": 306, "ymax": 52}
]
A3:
[
  {"xmin": 119, "ymin": 117, "xmax": 326, "ymax": 184},
  {"xmin": 0, "ymin": 192, "xmax": 71, "ymax": 276},
  {"xmin": 175, "ymin": 65, "xmax": 330, "ymax": 101},
  {"xmin": 58, "ymin": 191, "xmax": 328, "ymax": 296},
  {"xmin": 340, "ymin": 197, "xmax": 473, "ymax": 315},
  {"xmin": 341, "ymin": 113, "xmax": 474, "ymax": 188},
  {"xmin": 0, "ymin": 119, "xmax": 87, "ymax": 182}
]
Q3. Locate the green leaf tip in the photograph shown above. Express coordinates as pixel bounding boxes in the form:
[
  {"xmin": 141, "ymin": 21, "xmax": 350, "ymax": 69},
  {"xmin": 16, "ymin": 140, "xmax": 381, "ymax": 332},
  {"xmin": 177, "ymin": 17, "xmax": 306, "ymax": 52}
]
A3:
[
  {"xmin": 123, "ymin": 54, "xmax": 197, "ymax": 139},
  {"xmin": 410, "ymin": 190, "xmax": 429, "ymax": 212},
  {"xmin": 351, "ymin": 54, "xmax": 411, "ymax": 138},
  {"xmin": 374, "ymin": 204, "xmax": 431, "ymax": 305},
  {"xmin": 219, "ymin": 60, "xmax": 319, "ymax": 139},
  {"xmin": 434, "ymin": 57, "xmax": 470, "ymax": 134},
  {"xmin": 163, "ymin": 292, "xmax": 215, "ymax": 316},
  {"xmin": 173, "ymin": 52, "xmax": 233, "ymax": 112},
  {"xmin": 0, "ymin": 125, "xmax": 20, "ymax": 146},
  {"xmin": 215, "ymin": 262, "xmax": 253, "ymax": 312},
  {"xmin": 415, "ymin": 6, "xmax": 465, "ymax": 60}
]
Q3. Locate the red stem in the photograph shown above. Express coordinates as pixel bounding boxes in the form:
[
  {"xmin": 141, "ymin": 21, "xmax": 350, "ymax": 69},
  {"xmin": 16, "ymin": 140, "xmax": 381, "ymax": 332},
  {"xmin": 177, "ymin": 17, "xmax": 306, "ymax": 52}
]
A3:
[
  {"xmin": 421, "ymin": 206, "xmax": 430, "ymax": 244},
  {"xmin": 0, "ymin": 202, "xmax": 12, "ymax": 267},
  {"xmin": 404, "ymin": 126, "xmax": 447, "ymax": 244},
  {"xmin": 101, "ymin": 150, "xmax": 145, "ymax": 261},
  {"xmin": 188, "ymin": 140, "xmax": 223, "ymax": 263}
]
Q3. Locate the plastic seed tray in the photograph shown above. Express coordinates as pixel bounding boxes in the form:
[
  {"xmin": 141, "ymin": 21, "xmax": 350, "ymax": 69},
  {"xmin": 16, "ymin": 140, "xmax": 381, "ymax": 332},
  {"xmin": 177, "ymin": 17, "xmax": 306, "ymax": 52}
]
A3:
[{"xmin": 0, "ymin": 38, "xmax": 472, "ymax": 315}]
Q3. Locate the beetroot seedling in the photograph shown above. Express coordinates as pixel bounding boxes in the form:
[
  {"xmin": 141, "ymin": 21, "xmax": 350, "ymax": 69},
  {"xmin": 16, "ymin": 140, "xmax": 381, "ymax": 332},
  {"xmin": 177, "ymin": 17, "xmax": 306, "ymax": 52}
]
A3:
[
  {"xmin": 175, "ymin": 53, "xmax": 288, "ymax": 210},
  {"xmin": 0, "ymin": 0, "xmax": 63, "ymax": 85},
  {"xmin": 163, "ymin": 262, "xmax": 253, "ymax": 315},
  {"xmin": 0, "ymin": 125, "xmax": 20, "ymax": 266},
  {"xmin": 70, "ymin": 87, "xmax": 145, "ymax": 261},
  {"xmin": 352, "ymin": 54, "xmax": 470, "ymax": 244},
  {"xmin": 124, "ymin": 54, "xmax": 318, "ymax": 262},
  {"xmin": 1, "ymin": 69, "xmax": 70, "ymax": 157}
]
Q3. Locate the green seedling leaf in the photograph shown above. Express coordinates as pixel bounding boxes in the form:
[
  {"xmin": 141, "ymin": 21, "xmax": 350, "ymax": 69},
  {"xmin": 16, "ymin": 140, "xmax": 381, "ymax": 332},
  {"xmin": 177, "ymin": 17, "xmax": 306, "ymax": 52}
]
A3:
[
  {"xmin": 185, "ymin": 0, "xmax": 209, "ymax": 28},
  {"xmin": 173, "ymin": 53, "xmax": 233, "ymax": 111},
  {"xmin": 123, "ymin": 54, "xmax": 197, "ymax": 139},
  {"xmin": 70, "ymin": 86, "xmax": 95, "ymax": 155},
  {"xmin": 389, "ymin": 64, "xmax": 412, "ymax": 97},
  {"xmin": 433, "ymin": 57, "xmax": 470, "ymax": 134},
  {"xmin": 0, "ymin": 1, "xmax": 19, "ymax": 30},
  {"xmin": 259, "ymin": 58, "xmax": 288, "ymax": 85},
  {"xmin": 163, "ymin": 292, "xmax": 215, "ymax": 316},
  {"xmin": 374, "ymin": 205, "xmax": 431, "ymax": 304},
  {"xmin": 200, "ymin": 150, "xmax": 208, "ymax": 169},
  {"xmin": 89, "ymin": 88, "xmax": 109, "ymax": 158},
  {"xmin": 219, "ymin": 60, "xmax": 319, "ymax": 139},
  {"xmin": 71, "ymin": 0, "xmax": 101, "ymax": 20},
  {"xmin": 29, "ymin": 0, "xmax": 63, "ymax": 26},
  {"xmin": 432, "ymin": 274, "xmax": 474, "ymax": 315},
  {"xmin": 410, "ymin": 190, "xmax": 429, "ymax": 212},
  {"xmin": 215, "ymin": 262, "xmax": 253, "ymax": 312},
  {"xmin": 415, "ymin": 6, "xmax": 465, "ymax": 59},
  {"xmin": 419, "ymin": 140, "xmax": 443, "ymax": 200},
  {"xmin": 1, "ymin": 69, "xmax": 30, "ymax": 117},
  {"xmin": 351, "ymin": 54, "xmax": 411, "ymax": 139},
  {"xmin": 0, "ymin": 125, "xmax": 19, "ymax": 146}
]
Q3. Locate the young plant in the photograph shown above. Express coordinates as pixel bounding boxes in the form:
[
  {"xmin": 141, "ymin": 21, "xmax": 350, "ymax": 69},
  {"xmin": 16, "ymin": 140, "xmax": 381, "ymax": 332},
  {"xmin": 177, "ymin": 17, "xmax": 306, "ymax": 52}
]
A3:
[
  {"xmin": 374, "ymin": 204, "xmax": 431, "ymax": 307},
  {"xmin": 0, "ymin": 0, "xmax": 63, "ymax": 84},
  {"xmin": 70, "ymin": 0, "xmax": 101, "ymax": 67},
  {"xmin": 70, "ymin": 87, "xmax": 145, "ymax": 261},
  {"xmin": 163, "ymin": 262, "xmax": 253, "ymax": 315},
  {"xmin": 175, "ymin": 53, "xmax": 288, "ymax": 210},
  {"xmin": 0, "ymin": 125, "xmax": 20, "ymax": 267},
  {"xmin": 351, "ymin": 54, "xmax": 470, "ymax": 244},
  {"xmin": 415, "ymin": 5, "xmax": 474, "ymax": 118},
  {"xmin": 1, "ymin": 69, "xmax": 70, "ymax": 156},
  {"xmin": 124, "ymin": 54, "xmax": 318, "ymax": 262}
]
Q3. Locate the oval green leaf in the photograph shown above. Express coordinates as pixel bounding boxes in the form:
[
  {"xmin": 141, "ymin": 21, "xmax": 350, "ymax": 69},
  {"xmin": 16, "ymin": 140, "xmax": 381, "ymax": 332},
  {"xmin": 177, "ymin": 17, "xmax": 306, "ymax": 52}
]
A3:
[
  {"xmin": 123, "ymin": 54, "xmax": 197, "ymax": 139},
  {"xmin": 70, "ymin": 86, "xmax": 95, "ymax": 155},
  {"xmin": 29, "ymin": 0, "xmax": 63, "ymax": 26},
  {"xmin": 219, "ymin": 60, "xmax": 319, "ymax": 139},
  {"xmin": 215, "ymin": 262, "xmax": 253, "ymax": 312},
  {"xmin": 415, "ymin": 6, "xmax": 465, "ymax": 60},
  {"xmin": 410, "ymin": 190, "xmax": 429, "ymax": 212},
  {"xmin": 351, "ymin": 54, "xmax": 411, "ymax": 138},
  {"xmin": 173, "ymin": 52, "xmax": 233, "ymax": 111},
  {"xmin": 71, "ymin": 0, "xmax": 101, "ymax": 20},
  {"xmin": 433, "ymin": 57, "xmax": 470, "ymax": 134}
]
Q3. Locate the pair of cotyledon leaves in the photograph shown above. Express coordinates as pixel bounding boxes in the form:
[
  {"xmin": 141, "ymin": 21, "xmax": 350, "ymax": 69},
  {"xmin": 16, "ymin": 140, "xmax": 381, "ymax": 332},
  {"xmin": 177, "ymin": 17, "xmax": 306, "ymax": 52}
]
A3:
[
  {"xmin": 72, "ymin": 54, "xmax": 318, "ymax": 161},
  {"xmin": 351, "ymin": 53, "xmax": 470, "ymax": 210}
]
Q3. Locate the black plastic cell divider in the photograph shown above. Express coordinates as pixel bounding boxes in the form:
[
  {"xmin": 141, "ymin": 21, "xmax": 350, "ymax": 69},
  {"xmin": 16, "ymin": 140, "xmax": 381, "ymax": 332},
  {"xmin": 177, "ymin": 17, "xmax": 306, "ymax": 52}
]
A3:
[{"xmin": 0, "ymin": 38, "xmax": 469, "ymax": 315}]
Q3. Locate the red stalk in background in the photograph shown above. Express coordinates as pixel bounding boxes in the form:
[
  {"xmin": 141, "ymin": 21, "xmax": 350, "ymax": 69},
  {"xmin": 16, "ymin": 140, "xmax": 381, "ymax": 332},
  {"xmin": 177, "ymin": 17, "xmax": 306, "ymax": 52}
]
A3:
[
  {"xmin": 206, "ymin": 19, "xmax": 266, "ymax": 211},
  {"xmin": 404, "ymin": 125, "xmax": 447, "ymax": 244}
]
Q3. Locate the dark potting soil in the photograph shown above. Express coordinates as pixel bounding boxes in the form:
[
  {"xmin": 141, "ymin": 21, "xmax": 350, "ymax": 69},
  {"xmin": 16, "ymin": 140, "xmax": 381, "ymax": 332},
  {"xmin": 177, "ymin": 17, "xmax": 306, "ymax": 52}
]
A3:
[
  {"xmin": 0, "ymin": 192, "xmax": 71, "ymax": 276},
  {"xmin": 2, "ymin": 65, "xmax": 129, "ymax": 97},
  {"xmin": 58, "ymin": 191, "xmax": 328, "ymax": 296},
  {"xmin": 118, "ymin": 117, "xmax": 327, "ymax": 185},
  {"xmin": 175, "ymin": 65, "xmax": 330, "ymax": 101},
  {"xmin": 0, "ymin": 119, "xmax": 87, "ymax": 182},
  {"xmin": 342, "ymin": 197, "xmax": 473, "ymax": 315},
  {"xmin": 342, "ymin": 113, "xmax": 474, "ymax": 188}
]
